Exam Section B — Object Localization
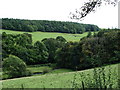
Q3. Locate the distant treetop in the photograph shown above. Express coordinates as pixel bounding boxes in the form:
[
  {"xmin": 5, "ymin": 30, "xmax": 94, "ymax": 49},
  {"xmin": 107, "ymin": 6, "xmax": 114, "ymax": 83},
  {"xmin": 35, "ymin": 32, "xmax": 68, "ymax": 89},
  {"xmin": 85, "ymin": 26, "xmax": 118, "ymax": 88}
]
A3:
[{"xmin": 2, "ymin": 18, "xmax": 100, "ymax": 34}]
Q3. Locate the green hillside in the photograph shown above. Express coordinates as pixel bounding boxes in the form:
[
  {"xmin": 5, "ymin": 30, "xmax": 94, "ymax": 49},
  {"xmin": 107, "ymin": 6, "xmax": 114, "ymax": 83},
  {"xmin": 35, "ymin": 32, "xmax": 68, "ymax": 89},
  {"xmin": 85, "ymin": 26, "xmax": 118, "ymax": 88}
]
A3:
[
  {"xmin": 2, "ymin": 63, "xmax": 119, "ymax": 88},
  {"xmin": 0, "ymin": 29, "xmax": 91, "ymax": 43}
]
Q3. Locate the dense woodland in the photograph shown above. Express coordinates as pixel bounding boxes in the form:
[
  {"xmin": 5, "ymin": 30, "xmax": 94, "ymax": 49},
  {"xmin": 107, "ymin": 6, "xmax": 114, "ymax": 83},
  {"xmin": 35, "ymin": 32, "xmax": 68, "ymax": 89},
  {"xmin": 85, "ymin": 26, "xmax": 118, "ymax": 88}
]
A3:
[
  {"xmin": 2, "ymin": 18, "xmax": 100, "ymax": 33},
  {"xmin": 2, "ymin": 29, "xmax": 120, "ymax": 73}
]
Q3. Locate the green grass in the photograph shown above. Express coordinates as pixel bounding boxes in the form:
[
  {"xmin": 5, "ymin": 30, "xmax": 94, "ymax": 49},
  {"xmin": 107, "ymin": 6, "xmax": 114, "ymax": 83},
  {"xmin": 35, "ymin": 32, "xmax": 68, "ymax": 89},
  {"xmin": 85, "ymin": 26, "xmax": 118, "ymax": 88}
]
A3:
[
  {"xmin": 27, "ymin": 66, "xmax": 52, "ymax": 74},
  {"xmin": 2, "ymin": 63, "xmax": 119, "ymax": 88},
  {"xmin": 0, "ymin": 29, "xmax": 91, "ymax": 43},
  {"xmin": 27, "ymin": 65, "xmax": 73, "ymax": 76},
  {"xmin": 48, "ymin": 69, "xmax": 73, "ymax": 74}
]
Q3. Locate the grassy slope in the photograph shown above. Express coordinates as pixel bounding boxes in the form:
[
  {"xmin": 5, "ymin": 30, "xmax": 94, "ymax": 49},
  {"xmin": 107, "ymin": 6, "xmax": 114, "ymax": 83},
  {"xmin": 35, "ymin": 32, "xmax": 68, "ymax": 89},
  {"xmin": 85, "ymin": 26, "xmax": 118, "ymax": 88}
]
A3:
[
  {"xmin": 0, "ymin": 29, "xmax": 91, "ymax": 43},
  {"xmin": 2, "ymin": 63, "xmax": 119, "ymax": 88}
]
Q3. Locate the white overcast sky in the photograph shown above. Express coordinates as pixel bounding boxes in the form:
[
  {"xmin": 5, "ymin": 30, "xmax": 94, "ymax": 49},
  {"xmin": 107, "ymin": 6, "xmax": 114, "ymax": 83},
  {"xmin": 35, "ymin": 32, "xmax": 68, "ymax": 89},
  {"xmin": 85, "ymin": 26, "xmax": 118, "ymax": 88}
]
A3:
[{"xmin": 0, "ymin": 0, "xmax": 118, "ymax": 28}]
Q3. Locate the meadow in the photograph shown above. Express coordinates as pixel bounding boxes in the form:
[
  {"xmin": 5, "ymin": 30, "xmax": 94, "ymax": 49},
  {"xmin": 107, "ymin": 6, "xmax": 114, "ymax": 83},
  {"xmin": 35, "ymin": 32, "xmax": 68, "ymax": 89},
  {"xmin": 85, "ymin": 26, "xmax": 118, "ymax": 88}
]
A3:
[
  {"xmin": 0, "ymin": 29, "xmax": 92, "ymax": 43},
  {"xmin": 2, "ymin": 63, "xmax": 119, "ymax": 88},
  {"xmin": 27, "ymin": 64, "xmax": 74, "ymax": 75}
]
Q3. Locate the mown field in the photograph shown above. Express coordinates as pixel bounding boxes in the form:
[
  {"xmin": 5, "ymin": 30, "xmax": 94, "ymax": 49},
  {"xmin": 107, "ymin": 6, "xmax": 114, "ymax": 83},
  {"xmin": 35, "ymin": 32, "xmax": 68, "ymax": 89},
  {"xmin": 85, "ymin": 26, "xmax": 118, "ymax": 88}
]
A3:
[
  {"xmin": 2, "ymin": 63, "xmax": 119, "ymax": 88},
  {"xmin": 0, "ymin": 29, "xmax": 92, "ymax": 43}
]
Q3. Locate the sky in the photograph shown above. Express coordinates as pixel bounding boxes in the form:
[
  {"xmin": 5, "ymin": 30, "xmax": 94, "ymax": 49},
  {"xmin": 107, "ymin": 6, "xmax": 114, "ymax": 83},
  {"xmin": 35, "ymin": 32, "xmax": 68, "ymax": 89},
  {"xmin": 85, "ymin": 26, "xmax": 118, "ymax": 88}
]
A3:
[{"xmin": 0, "ymin": 0, "xmax": 118, "ymax": 28}]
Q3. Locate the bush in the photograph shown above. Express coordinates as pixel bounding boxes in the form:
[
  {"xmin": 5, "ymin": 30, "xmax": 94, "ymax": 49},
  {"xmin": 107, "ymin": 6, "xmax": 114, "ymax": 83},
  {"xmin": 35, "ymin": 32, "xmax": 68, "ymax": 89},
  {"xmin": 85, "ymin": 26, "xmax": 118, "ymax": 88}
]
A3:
[
  {"xmin": 25, "ymin": 69, "xmax": 33, "ymax": 76},
  {"xmin": 3, "ymin": 55, "xmax": 30, "ymax": 78},
  {"xmin": 42, "ymin": 68, "xmax": 51, "ymax": 74}
]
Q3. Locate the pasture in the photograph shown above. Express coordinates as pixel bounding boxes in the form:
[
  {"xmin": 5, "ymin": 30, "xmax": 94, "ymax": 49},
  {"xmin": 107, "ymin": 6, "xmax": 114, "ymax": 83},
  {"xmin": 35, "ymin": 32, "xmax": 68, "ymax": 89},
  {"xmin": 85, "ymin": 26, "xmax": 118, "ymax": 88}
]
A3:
[
  {"xmin": 2, "ymin": 63, "xmax": 119, "ymax": 88},
  {"xmin": 0, "ymin": 29, "xmax": 92, "ymax": 43}
]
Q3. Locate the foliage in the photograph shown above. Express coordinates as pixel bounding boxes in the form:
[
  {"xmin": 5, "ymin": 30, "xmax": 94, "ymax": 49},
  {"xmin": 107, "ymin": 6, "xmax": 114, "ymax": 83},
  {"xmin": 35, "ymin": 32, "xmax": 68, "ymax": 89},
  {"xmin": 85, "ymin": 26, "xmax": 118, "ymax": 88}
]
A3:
[
  {"xmin": 3, "ymin": 55, "xmax": 31, "ymax": 78},
  {"xmin": 55, "ymin": 41, "xmax": 81, "ymax": 70},
  {"xmin": 55, "ymin": 29, "xmax": 120, "ymax": 70},
  {"xmin": 2, "ymin": 29, "xmax": 120, "ymax": 71},
  {"xmin": 87, "ymin": 31, "xmax": 92, "ymax": 37},
  {"xmin": 56, "ymin": 36, "xmax": 66, "ymax": 42},
  {"xmin": 2, "ymin": 32, "xmax": 49, "ymax": 65},
  {"xmin": 42, "ymin": 36, "xmax": 66, "ymax": 63},
  {"xmin": 33, "ymin": 41, "xmax": 49, "ymax": 64},
  {"xmin": 42, "ymin": 68, "xmax": 52, "ymax": 74},
  {"xmin": 70, "ymin": 0, "xmax": 119, "ymax": 20},
  {"xmin": 2, "ymin": 18, "xmax": 100, "ymax": 33}
]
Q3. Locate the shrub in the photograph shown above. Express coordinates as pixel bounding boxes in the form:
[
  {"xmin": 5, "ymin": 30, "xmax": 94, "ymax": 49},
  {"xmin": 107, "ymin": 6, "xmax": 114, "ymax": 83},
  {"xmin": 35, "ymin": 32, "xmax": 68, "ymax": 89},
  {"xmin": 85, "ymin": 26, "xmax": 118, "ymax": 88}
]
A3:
[
  {"xmin": 3, "ymin": 55, "xmax": 30, "ymax": 78},
  {"xmin": 42, "ymin": 68, "xmax": 51, "ymax": 74},
  {"xmin": 56, "ymin": 36, "xmax": 66, "ymax": 42}
]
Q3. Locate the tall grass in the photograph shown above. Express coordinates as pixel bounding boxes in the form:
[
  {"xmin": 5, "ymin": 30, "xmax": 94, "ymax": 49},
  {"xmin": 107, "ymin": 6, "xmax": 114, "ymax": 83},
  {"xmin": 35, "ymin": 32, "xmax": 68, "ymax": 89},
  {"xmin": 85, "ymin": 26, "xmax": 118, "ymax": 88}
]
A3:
[{"xmin": 71, "ymin": 65, "xmax": 119, "ymax": 89}]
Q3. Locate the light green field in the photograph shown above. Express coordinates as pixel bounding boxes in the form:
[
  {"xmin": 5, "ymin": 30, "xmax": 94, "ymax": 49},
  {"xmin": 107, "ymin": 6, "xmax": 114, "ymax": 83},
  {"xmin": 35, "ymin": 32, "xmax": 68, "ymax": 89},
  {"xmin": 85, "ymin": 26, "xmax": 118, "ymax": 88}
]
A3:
[
  {"xmin": 27, "ymin": 65, "xmax": 73, "ymax": 75},
  {"xmin": 2, "ymin": 63, "xmax": 119, "ymax": 88},
  {"xmin": 27, "ymin": 66, "xmax": 52, "ymax": 74},
  {"xmin": 48, "ymin": 69, "xmax": 73, "ymax": 74},
  {"xmin": 0, "ymin": 29, "xmax": 91, "ymax": 43}
]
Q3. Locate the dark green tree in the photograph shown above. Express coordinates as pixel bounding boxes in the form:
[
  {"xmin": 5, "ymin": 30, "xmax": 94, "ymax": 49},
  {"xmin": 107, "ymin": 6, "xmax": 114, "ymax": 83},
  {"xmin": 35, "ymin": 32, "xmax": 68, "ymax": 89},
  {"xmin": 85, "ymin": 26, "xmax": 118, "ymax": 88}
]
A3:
[
  {"xmin": 56, "ymin": 36, "xmax": 66, "ymax": 42},
  {"xmin": 42, "ymin": 38, "xmax": 60, "ymax": 63},
  {"xmin": 3, "ymin": 55, "xmax": 31, "ymax": 78},
  {"xmin": 34, "ymin": 41, "xmax": 49, "ymax": 64},
  {"xmin": 87, "ymin": 31, "xmax": 92, "ymax": 37}
]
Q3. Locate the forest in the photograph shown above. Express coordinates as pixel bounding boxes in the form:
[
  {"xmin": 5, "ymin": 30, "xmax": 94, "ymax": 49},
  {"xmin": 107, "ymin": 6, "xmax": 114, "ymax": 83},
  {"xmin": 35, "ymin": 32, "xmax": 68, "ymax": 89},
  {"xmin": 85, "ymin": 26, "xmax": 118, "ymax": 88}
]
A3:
[{"xmin": 2, "ymin": 18, "xmax": 100, "ymax": 33}]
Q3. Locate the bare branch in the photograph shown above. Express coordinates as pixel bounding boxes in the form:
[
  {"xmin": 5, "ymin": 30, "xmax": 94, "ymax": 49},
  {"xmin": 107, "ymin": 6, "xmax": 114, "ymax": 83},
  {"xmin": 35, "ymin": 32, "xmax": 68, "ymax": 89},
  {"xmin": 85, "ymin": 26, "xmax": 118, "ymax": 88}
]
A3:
[{"xmin": 70, "ymin": 0, "xmax": 119, "ymax": 20}]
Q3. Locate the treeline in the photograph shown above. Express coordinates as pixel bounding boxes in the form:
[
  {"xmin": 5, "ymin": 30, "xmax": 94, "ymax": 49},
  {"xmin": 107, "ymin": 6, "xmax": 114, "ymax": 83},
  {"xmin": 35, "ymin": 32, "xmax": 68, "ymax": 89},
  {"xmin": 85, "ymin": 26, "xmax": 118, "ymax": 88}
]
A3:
[
  {"xmin": 2, "ymin": 29, "xmax": 120, "ymax": 70},
  {"xmin": 56, "ymin": 29, "xmax": 120, "ymax": 70},
  {"xmin": 2, "ymin": 18, "xmax": 100, "ymax": 33},
  {"xmin": 2, "ymin": 32, "xmax": 66, "ymax": 65}
]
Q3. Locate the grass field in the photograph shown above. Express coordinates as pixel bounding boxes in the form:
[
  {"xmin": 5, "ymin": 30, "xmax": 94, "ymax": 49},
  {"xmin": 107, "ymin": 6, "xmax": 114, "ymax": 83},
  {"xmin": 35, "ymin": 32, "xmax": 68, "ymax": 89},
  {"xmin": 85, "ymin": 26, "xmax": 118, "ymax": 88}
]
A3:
[
  {"xmin": 27, "ymin": 64, "xmax": 74, "ymax": 76},
  {"xmin": 27, "ymin": 66, "xmax": 52, "ymax": 74},
  {"xmin": 0, "ymin": 29, "xmax": 91, "ymax": 43},
  {"xmin": 2, "ymin": 63, "xmax": 119, "ymax": 88},
  {"xmin": 48, "ymin": 69, "xmax": 73, "ymax": 74}
]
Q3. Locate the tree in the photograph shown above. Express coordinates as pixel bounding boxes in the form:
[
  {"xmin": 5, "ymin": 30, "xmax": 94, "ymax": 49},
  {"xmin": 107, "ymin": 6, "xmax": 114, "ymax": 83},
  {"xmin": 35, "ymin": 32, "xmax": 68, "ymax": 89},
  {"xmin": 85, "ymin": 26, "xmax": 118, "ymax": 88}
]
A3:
[
  {"xmin": 55, "ymin": 41, "xmax": 82, "ymax": 70},
  {"xmin": 34, "ymin": 41, "xmax": 49, "ymax": 64},
  {"xmin": 3, "ymin": 55, "xmax": 30, "ymax": 78},
  {"xmin": 55, "ymin": 29, "xmax": 120, "ymax": 70},
  {"xmin": 42, "ymin": 38, "xmax": 61, "ymax": 63},
  {"xmin": 70, "ymin": 0, "xmax": 119, "ymax": 20},
  {"xmin": 56, "ymin": 36, "xmax": 66, "ymax": 42},
  {"xmin": 87, "ymin": 31, "xmax": 92, "ymax": 37}
]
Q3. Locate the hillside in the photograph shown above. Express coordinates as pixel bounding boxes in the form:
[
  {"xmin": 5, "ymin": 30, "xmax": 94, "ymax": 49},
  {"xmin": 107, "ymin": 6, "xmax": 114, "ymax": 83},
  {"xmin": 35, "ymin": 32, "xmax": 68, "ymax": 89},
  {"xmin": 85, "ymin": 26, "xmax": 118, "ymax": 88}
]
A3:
[
  {"xmin": 2, "ymin": 63, "xmax": 119, "ymax": 88},
  {"xmin": 0, "ymin": 29, "xmax": 91, "ymax": 43},
  {"xmin": 1, "ymin": 29, "xmax": 120, "ymax": 89},
  {"xmin": 2, "ymin": 18, "xmax": 100, "ymax": 33}
]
